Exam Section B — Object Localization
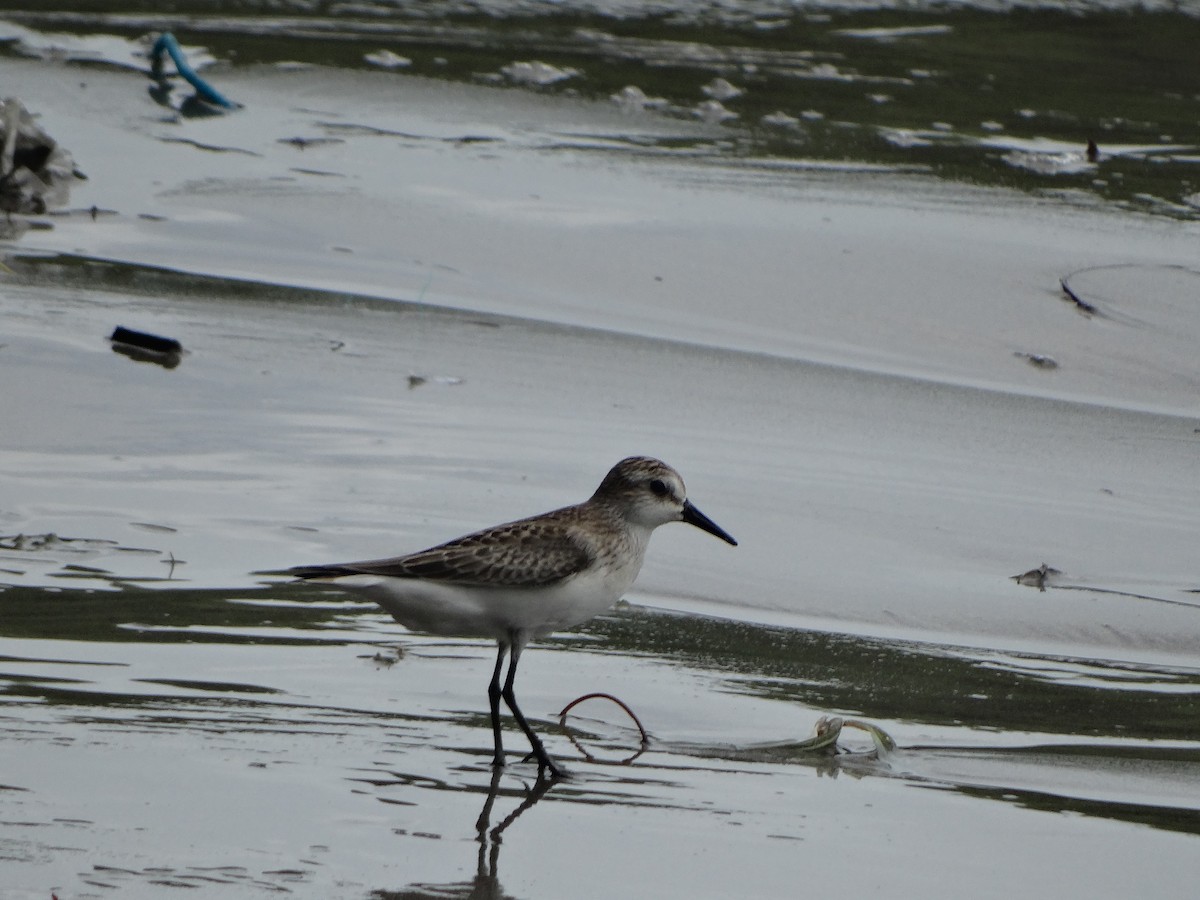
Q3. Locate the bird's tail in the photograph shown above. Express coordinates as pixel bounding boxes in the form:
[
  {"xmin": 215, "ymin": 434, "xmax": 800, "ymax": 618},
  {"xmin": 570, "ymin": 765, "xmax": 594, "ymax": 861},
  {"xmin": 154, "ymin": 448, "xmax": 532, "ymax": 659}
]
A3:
[{"xmin": 252, "ymin": 564, "xmax": 358, "ymax": 580}]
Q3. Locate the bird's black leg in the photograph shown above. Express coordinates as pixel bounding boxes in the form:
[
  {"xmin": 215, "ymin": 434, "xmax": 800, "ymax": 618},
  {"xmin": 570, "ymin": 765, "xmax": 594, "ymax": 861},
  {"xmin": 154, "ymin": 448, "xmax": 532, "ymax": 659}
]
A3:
[
  {"xmin": 488, "ymin": 643, "xmax": 508, "ymax": 769},
  {"xmin": 501, "ymin": 643, "xmax": 566, "ymax": 779}
]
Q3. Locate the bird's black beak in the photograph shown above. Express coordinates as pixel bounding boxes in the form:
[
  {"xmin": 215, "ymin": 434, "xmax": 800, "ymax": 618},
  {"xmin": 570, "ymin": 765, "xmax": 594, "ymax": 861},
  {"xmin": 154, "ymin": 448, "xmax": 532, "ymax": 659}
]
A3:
[{"xmin": 682, "ymin": 500, "xmax": 738, "ymax": 546}]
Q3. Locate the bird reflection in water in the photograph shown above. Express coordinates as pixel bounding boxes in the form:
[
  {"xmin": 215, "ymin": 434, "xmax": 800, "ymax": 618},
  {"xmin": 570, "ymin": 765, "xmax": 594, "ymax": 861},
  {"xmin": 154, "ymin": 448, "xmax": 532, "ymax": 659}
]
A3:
[{"xmin": 369, "ymin": 770, "xmax": 556, "ymax": 900}]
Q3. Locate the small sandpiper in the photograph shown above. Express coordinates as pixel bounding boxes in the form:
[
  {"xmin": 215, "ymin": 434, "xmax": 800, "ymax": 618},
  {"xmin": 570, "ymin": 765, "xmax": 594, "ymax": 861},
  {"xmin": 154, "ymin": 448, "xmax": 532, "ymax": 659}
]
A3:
[{"xmin": 284, "ymin": 456, "xmax": 737, "ymax": 778}]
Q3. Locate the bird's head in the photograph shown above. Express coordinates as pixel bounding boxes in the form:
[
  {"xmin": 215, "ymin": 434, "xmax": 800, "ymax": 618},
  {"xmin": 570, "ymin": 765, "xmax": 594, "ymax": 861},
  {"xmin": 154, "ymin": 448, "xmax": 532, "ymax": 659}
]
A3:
[{"xmin": 594, "ymin": 456, "xmax": 737, "ymax": 546}]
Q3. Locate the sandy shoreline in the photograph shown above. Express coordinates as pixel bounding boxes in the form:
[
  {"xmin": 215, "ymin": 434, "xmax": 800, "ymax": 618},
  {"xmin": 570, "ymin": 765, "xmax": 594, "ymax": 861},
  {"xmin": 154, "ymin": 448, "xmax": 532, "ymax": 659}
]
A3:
[{"xmin": 4, "ymin": 58, "xmax": 1199, "ymax": 401}]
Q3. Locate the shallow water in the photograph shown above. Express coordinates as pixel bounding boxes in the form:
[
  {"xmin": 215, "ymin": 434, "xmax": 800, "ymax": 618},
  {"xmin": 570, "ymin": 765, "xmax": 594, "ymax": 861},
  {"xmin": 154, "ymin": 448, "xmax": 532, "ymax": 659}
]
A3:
[
  {"xmin": 4, "ymin": 581, "xmax": 1200, "ymax": 898},
  {"xmin": 2, "ymin": 3, "xmax": 1200, "ymax": 898}
]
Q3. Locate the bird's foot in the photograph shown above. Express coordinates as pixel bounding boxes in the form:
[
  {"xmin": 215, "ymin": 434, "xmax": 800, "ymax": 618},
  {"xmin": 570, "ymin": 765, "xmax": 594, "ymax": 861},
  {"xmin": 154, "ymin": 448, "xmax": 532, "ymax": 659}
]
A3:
[{"xmin": 522, "ymin": 749, "xmax": 569, "ymax": 780}]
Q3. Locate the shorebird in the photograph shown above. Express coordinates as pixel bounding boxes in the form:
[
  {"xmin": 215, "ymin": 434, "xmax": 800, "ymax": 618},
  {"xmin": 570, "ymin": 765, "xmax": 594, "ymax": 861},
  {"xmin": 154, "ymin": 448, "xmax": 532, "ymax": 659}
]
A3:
[{"xmin": 284, "ymin": 456, "xmax": 737, "ymax": 777}]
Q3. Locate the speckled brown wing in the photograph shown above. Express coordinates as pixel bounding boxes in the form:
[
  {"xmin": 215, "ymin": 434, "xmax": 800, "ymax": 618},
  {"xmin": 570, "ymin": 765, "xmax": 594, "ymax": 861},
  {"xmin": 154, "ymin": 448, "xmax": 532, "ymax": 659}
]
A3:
[{"xmin": 290, "ymin": 508, "xmax": 594, "ymax": 587}]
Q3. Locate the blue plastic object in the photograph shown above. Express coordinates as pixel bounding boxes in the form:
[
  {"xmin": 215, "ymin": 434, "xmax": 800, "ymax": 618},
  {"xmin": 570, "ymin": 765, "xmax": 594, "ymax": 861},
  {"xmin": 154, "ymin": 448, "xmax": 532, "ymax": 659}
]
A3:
[{"xmin": 149, "ymin": 33, "xmax": 240, "ymax": 111}]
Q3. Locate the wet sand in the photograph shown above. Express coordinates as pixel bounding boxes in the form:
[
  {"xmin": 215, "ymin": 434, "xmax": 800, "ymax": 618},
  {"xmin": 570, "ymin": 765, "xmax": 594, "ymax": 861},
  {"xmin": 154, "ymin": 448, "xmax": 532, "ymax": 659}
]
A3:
[{"xmin": 2, "ymin": 53, "xmax": 1200, "ymax": 900}]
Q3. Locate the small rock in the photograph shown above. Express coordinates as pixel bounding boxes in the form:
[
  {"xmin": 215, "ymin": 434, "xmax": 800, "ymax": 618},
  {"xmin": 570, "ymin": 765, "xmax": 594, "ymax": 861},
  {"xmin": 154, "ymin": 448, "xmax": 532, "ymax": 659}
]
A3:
[
  {"xmin": 1014, "ymin": 351, "xmax": 1059, "ymax": 370},
  {"xmin": 364, "ymin": 50, "xmax": 412, "ymax": 69},
  {"xmin": 701, "ymin": 77, "xmax": 743, "ymax": 101}
]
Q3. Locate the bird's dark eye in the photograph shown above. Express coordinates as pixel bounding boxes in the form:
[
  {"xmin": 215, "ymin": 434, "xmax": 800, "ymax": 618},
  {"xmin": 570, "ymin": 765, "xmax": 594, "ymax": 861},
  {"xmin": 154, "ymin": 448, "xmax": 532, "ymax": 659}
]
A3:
[{"xmin": 649, "ymin": 479, "xmax": 669, "ymax": 497}]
